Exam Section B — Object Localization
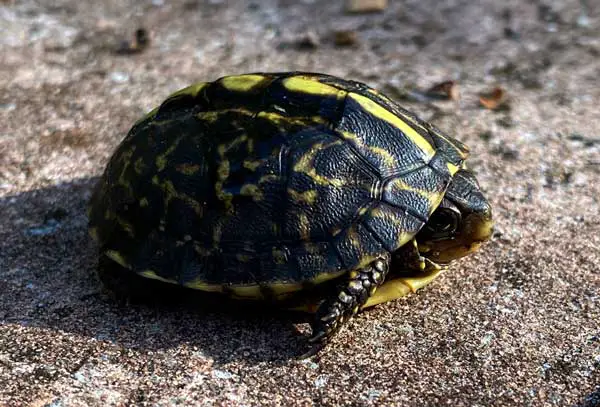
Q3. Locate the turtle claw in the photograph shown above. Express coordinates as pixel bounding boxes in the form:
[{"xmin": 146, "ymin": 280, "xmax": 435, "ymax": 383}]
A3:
[
  {"xmin": 299, "ymin": 342, "xmax": 326, "ymax": 359},
  {"xmin": 302, "ymin": 257, "xmax": 390, "ymax": 355}
]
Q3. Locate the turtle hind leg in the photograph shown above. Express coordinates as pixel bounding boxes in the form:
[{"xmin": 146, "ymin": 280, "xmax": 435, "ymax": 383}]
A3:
[
  {"xmin": 97, "ymin": 255, "xmax": 182, "ymax": 306},
  {"xmin": 303, "ymin": 257, "xmax": 390, "ymax": 357}
]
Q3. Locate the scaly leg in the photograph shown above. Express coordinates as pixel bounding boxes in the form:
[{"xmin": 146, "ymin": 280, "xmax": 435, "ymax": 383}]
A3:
[{"xmin": 305, "ymin": 257, "xmax": 390, "ymax": 355}]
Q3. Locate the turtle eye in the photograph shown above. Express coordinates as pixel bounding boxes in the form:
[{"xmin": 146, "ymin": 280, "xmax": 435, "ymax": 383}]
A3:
[{"xmin": 423, "ymin": 208, "xmax": 460, "ymax": 239}]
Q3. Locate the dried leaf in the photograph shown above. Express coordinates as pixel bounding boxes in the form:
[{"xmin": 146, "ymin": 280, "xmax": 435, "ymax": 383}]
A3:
[
  {"xmin": 345, "ymin": 0, "xmax": 387, "ymax": 13},
  {"xmin": 425, "ymin": 80, "xmax": 459, "ymax": 101},
  {"xmin": 479, "ymin": 87, "xmax": 507, "ymax": 110},
  {"xmin": 115, "ymin": 28, "xmax": 150, "ymax": 55},
  {"xmin": 333, "ymin": 30, "xmax": 358, "ymax": 47}
]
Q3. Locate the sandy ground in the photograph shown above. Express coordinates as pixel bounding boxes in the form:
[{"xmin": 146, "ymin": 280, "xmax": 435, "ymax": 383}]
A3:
[{"xmin": 1, "ymin": 0, "xmax": 599, "ymax": 406}]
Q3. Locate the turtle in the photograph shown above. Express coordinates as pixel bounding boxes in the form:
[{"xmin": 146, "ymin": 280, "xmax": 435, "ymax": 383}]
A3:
[{"xmin": 88, "ymin": 72, "xmax": 493, "ymax": 354}]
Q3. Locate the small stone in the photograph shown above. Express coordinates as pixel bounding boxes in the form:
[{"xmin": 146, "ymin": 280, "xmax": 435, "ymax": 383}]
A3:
[
  {"xmin": 110, "ymin": 71, "xmax": 130, "ymax": 83},
  {"xmin": 314, "ymin": 375, "xmax": 328, "ymax": 388},
  {"xmin": 296, "ymin": 31, "xmax": 320, "ymax": 50},
  {"xmin": 212, "ymin": 369, "xmax": 233, "ymax": 380}
]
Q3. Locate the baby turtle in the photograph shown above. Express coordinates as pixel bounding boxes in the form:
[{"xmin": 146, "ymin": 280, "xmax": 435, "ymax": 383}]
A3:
[{"xmin": 88, "ymin": 72, "xmax": 493, "ymax": 355}]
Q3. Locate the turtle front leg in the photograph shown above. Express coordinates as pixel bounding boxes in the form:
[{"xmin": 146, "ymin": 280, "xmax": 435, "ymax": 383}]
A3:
[{"xmin": 306, "ymin": 257, "xmax": 390, "ymax": 354}]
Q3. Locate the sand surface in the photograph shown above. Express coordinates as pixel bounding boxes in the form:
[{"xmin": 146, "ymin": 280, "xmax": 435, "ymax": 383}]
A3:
[{"xmin": 1, "ymin": 1, "xmax": 599, "ymax": 405}]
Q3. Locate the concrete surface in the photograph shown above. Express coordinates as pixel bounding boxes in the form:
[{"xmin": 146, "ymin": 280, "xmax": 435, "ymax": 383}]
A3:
[{"xmin": 1, "ymin": 0, "xmax": 599, "ymax": 406}]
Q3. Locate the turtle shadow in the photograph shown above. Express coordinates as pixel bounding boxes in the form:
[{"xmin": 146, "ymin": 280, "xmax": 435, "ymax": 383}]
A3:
[{"xmin": 0, "ymin": 177, "xmax": 311, "ymax": 364}]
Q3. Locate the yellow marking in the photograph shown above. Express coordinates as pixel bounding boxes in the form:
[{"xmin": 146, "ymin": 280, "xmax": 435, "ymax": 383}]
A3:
[
  {"xmin": 370, "ymin": 146, "xmax": 397, "ymax": 168},
  {"xmin": 272, "ymin": 248, "xmax": 287, "ymax": 265},
  {"xmin": 369, "ymin": 206, "xmax": 415, "ymax": 248},
  {"xmin": 259, "ymin": 174, "xmax": 279, "ymax": 183},
  {"xmin": 297, "ymin": 213, "xmax": 311, "ymax": 240},
  {"xmin": 268, "ymin": 283, "xmax": 304, "ymax": 298},
  {"xmin": 331, "ymin": 226, "xmax": 342, "ymax": 236},
  {"xmin": 156, "ymin": 136, "xmax": 184, "ymax": 171},
  {"xmin": 116, "ymin": 217, "xmax": 135, "ymax": 237},
  {"xmin": 243, "ymin": 160, "xmax": 263, "ymax": 171},
  {"xmin": 386, "ymin": 178, "xmax": 443, "ymax": 209},
  {"xmin": 197, "ymin": 111, "xmax": 221, "ymax": 123},
  {"xmin": 283, "ymin": 76, "xmax": 347, "ymax": 98},
  {"xmin": 236, "ymin": 253, "xmax": 253, "ymax": 262},
  {"xmin": 197, "ymin": 108, "xmax": 254, "ymax": 123},
  {"xmin": 349, "ymin": 92, "xmax": 435, "ymax": 159},
  {"xmin": 212, "ymin": 223, "xmax": 222, "ymax": 244},
  {"xmin": 257, "ymin": 111, "xmax": 326, "ymax": 128},
  {"xmin": 310, "ymin": 270, "xmax": 346, "ymax": 285},
  {"xmin": 133, "ymin": 157, "xmax": 146, "ymax": 174},
  {"xmin": 168, "ymin": 82, "xmax": 208, "ymax": 99},
  {"xmin": 176, "ymin": 163, "xmax": 201, "ymax": 175},
  {"xmin": 288, "ymin": 188, "xmax": 317, "ymax": 204},
  {"xmin": 134, "ymin": 106, "xmax": 159, "ymax": 126},
  {"xmin": 193, "ymin": 244, "xmax": 212, "ymax": 257},
  {"xmin": 215, "ymin": 153, "xmax": 232, "ymax": 211},
  {"xmin": 89, "ymin": 227, "xmax": 98, "ymax": 241},
  {"xmin": 105, "ymin": 250, "xmax": 129, "ymax": 268},
  {"xmin": 428, "ymin": 126, "xmax": 470, "ymax": 159},
  {"xmin": 165, "ymin": 179, "xmax": 203, "ymax": 214},
  {"xmin": 357, "ymin": 206, "xmax": 368, "ymax": 216},
  {"xmin": 447, "ymin": 162, "xmax": 460, "ymax": 176},
  {"xmin": 139, "ymin": 270, "xmax": 177, "ymax": 284},
  {"xmin": 240, "ymin": 184, "xmax": 263, "ymax": 201},
  {"xmin": 340, "ymin": 131, "xmax": 396, "ymax": 171},
  {"xmin": 185, "ymin": 279, "xmax": 223, "ymax": 292},
  {"xmin": 229, "ymin": 285, "xmax": 263, "ymax": 299},
  {"xmin": 220, "ymin": 74, "xmax": 266, "ymax": 92},
  {"xmin": 152, "ymin": 176, "xmax": 203, "ymax": 215},
  {"xmin": 366, "ymin": 88, "xmax": 430, "ymax": 135},
  {"xmin": 271, "ymin": 222, "xmax": 280, "ymax": 235},
  {"xmin": 116, "ymin": 148, "xmax": 135, "ymax": 188},
  {"xmin": 293, "ymin": 141, "xmax": 346, "ymax": 187},
  {"xmin": 362, "ymin": 269, "xmax": 444, "ymax": 309}
]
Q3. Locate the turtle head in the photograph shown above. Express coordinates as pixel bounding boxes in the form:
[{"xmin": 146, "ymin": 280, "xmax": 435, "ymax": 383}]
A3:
[{"xmin": 415, "ymin": 169, "xmax": 493, "ymax": 265}]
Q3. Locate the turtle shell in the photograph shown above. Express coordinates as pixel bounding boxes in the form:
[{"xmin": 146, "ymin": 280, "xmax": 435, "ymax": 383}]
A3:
[{"xmin": 88, "ymin": 72, "xmax": 469, "ymax": 300}]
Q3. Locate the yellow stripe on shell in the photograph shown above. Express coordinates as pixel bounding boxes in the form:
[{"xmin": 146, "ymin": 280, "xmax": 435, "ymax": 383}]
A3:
[
  {"xmin": 220, "ymin": 74, "xmax": 266, "ymax": 92},
  {"xmin": 228, "ymin": 285, "xmax": 263, "ymax": 299},
  {"xmin": 309, "ymin": 269, "xmax": 347, "ymax": 285},
  {"xmin": 105, "ymin": 250, "xmax": 130, "ymax": 268},
  {"xmin": 287, "ymin": 188, "xmax": 318, "ymax": 204},
  {"xmin": 339, "ymin": 131, "xmax": 396, "ymax": 171},
  {"xmin": 368, "ymin": 206, "xmax": 415, "ymax": 248},
  {"xmin": 447, "ymin": 162, "xmax": 460, "ymax": 176},
  {"xmin": 283, "ymin": 76, "xmax": 347, "ymax": 98},
  {"xmin": 175, "ymin": 163, "xmax": 202, "ymax": 175},
  {"xmin": 349, "ymin": 92, "xmax": 436, "ymax": 159},
  {"xmin": 139, "ymin": 270, "xmax": 178, "ymax": 284},
  {"xmin": 168, "ymin": 82, "xmax": 208, "ymax": 99},
  {"xmin": 293, "ymin": 141, "xmax": 346, "ymax": 187},
  {"xmin": 156, "ymin": 135, "xmax": 184, "ymax": 171},
  {"xmin": 184, "ymin": 279, "xmax": 223, "ymax": 292},
  {"xmin": 386, "ymin": 178, "xmax": 444, "ymax": 209},
  {"xmin": 240, "ymin": 184, "xmax": 263, "ymax": 201}
]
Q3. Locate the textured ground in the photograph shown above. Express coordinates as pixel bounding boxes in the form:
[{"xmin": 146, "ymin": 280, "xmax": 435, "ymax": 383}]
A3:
[{"xmin": 1, "ymin": 0, "xmax": 599, "ymax": 406}]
